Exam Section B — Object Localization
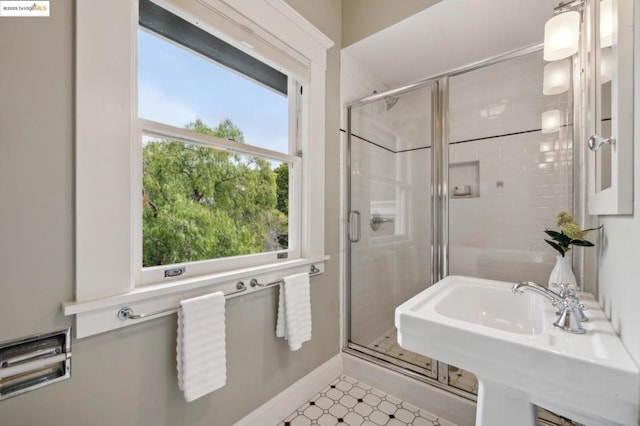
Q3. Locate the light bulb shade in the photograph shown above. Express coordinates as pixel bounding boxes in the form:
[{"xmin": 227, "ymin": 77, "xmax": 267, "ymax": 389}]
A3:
[
  {"xmin": 543, "ymin": 59, "xmax": 571, "ymax": 95},
  {"xmin": 541, "ymin": 110, "xmax": 561, "ymax": 133},
  {"xmin": 544, "ymin": 11, "xmax": 580, "ymax": 61},
  {"xmin": 601, "ymin": 47, "xmax": 613, "ymax": 84},
  {"xmin": 600, "ymin": 0, "xmax": 613, "ymax": 48}
]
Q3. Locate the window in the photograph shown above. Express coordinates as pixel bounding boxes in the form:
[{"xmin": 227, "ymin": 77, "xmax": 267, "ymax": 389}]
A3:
[
  {"xmin": 137, "ymin": 1, "xmax": 301, "ymax": 283},
  {"xmin": 69, "ymin": 0, "xmax": 332, "ymax": 337}
]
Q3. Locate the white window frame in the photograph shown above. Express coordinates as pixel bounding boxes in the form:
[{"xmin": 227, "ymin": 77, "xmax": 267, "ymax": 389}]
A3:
[
  {"xmin": 136, "ymin": 117, "xmax": 303, "ymax": 285},
  {"xmin": 65, "ymin": 0, "xmax": 332, "ymax": 338}
]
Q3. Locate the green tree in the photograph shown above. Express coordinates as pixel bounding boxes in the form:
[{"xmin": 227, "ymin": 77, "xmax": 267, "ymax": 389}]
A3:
[
  {"xmin": 142, "ymin": 118, "xmax": 288, "ymax": 267},
  {"xmin": 273, "ymin": 163, "xmax": 289, "ymax": 248}
]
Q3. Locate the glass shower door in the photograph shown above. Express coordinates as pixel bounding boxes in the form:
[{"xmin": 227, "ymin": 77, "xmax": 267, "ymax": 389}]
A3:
[{"xmin": 347, "ymin": 83, "xmax": 436, "ymax": 377}]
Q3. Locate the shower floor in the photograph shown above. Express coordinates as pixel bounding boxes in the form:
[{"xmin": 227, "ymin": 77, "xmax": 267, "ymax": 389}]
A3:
[
  {"xmin": 367, "ymin": 329, "xmax": 477, "ymax": 394},
  {"xmin": 368, "ymin": 329, "xmax": 431, "ymax": 370}
]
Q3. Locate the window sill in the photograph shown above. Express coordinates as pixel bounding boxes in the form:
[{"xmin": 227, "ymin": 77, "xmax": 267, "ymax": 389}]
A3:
[{"xmin": 63, "ymin": 256, "xmax": 329, "ymax": 338}]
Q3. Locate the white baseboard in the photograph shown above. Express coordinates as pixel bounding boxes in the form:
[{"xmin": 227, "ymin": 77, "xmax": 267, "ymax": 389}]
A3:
[
  {"xmin": 235, "ymin": 351, "xmax": 476, "ymax": 426},
  {"xmin": 234, "ymin": 354, "xmax": 343, "ymax": 426},
  {"xmin": 342, "ymin": 352, "xmax": 477, "ymax": 426}
]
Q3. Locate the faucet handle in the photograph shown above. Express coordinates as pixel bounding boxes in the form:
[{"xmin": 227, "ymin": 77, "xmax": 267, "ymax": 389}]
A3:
[
  {"xmin": 577, "ymin": 303, "xmax": 589, "ymax": 322},
  {"xmin": 554, "ymin": 297, "xmax": 587, "ymax": 334},
  {"xmin": 556, "ymin": 283, "xmax": 578, "ymax": 298},
  {"xmin": 557, "ymin": 284, "xmax": 588, "ymax": 322}
]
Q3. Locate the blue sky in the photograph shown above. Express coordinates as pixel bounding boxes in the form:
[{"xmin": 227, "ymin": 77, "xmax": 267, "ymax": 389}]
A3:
[{"xmin": 138, "ymin": 29, "xmax": 289, "ymax": 154}]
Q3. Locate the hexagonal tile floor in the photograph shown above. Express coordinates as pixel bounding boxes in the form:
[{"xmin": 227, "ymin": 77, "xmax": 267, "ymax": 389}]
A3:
[{"xmin": 278, "ymin": 375, "xmax": 457, "ymax": 426}]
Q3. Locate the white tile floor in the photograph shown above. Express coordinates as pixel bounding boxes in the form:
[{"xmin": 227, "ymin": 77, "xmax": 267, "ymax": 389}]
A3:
[{"xmin": 278, "ymin": 375, "xmax": 457, "ymax": 426}]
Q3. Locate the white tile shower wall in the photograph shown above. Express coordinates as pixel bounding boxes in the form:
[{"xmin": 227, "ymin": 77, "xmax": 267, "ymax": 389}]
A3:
[
  {"xmin": 447, "ymin": 49, "xmax": 573, "ymax": 286},
  {"xmin": 350, "ymin": 139, "xmax": 431, "ymax": 347},
  {"xmin": 350, "ymin": 139, "xmax": 397, "ymax": 345},
  {"xmin": 448, "ymin": 129, "xmax": 573, "ymax": 285},
  {"xmin": 449, "ymin": 50, "xmax": 571, "ymax": 144},
  {"xmin": 395, "ymin": 149, "xmax": 431, "ymax": 303},
  {"xmin": 350, "ymin": 86, "xmax": 433, "ymax": 153}
]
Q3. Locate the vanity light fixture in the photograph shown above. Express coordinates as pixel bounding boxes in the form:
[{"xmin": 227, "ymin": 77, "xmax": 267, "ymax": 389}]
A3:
[
  {"xmin": 541, "ymin": 109, "xmax": 561, "ymax": 133},
  {"xmin": 543, "ymin": 59, "xmax": 571, "ymax": 95},
  {"xmin": 543, "ymin": 10, "xmax": 580, "ymax": 61}
]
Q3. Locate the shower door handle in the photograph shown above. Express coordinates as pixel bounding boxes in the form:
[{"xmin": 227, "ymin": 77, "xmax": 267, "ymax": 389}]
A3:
[{"xmin": 349, "ymin": 210, "xmax": 361, "ymax": 243}]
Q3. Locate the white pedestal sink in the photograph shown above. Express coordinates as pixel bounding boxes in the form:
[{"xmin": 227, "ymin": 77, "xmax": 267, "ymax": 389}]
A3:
[{"xmin": 395, "ymin": 275, "xmax": 640, "ymax": 426}]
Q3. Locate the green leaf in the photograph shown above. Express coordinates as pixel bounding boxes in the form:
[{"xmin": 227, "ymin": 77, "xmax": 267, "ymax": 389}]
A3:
[
  {"xmin": 570, "ymin": 239, "xmax": 595, "ymax": 247},
  {"xmin": 544, "ymin": 229, "xmax": 571, "ymax": 244},
  {"xmin": 545, "ymin": 239, "xmax": 566, "ymax": 257},
  {"xmin": 543, "ymin": 229, "xmax": 562, "ymax": 238}
]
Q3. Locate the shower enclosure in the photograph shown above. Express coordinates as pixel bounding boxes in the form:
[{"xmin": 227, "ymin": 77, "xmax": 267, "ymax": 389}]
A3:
[{"xmin": 346, "ymin": 47, "xmax": 578, "ymax": 424}]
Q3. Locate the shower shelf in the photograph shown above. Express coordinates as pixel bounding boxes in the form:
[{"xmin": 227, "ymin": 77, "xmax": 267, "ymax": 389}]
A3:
[{"xmin": 449, "ymin": 161, "xmax": 479, "ymax": 198}]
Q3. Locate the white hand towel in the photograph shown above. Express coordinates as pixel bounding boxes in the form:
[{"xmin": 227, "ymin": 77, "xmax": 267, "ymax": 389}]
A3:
[
  {"xmin": 275, "ymin": 272, "xmax": 312, "ymax": 351},
  {"xmin": 176, "ymin": 292, "xmax": 226, "ymax": 402}
]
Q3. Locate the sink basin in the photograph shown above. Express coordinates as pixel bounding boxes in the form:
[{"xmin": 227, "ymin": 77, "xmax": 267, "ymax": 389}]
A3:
[
  {"xmin": 395, "ymin": 275, "xmax": 640, "ymax": 426},
  {"xmin": 433, "ymin": 281, "xmax": 546, "ymax": 334}
]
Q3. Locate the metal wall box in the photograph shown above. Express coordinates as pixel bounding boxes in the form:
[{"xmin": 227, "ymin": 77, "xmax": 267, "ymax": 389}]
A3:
[{"xmin": 0, "ymin": 328, "xmax": 71, "ymax": 401}]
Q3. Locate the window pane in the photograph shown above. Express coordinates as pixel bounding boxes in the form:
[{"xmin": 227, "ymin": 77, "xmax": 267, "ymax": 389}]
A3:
[
  {"xmin": 138, "ymin": 28, "xmax": 289, "ymax": 153},
  {"xmin": 142, "ymin": 134, "xmax": 290, "ymax": 268}
]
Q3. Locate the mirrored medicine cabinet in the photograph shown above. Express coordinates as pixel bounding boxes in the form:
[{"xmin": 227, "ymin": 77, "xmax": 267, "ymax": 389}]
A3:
[{"xmin": 585, "ymin": 0, "xmax": 633, "ymax": 215}]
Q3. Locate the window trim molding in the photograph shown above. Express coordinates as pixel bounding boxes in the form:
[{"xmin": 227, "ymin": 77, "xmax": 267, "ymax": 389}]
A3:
[{"xmin": 70, "ymin": 0, "xmax": 332, "ymax": 338}]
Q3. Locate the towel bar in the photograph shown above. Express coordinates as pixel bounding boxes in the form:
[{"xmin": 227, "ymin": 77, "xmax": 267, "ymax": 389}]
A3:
[
  {"xmin": 116, "ymin": 264, "xmax": 323, "ymax": 321},
  {"xmin": 250, "ymin": 264, "xmax": 321, "ymax": 288},
  {"xmin": 117, "ymin": 281, "xmax": 247, "ymax": 321}
]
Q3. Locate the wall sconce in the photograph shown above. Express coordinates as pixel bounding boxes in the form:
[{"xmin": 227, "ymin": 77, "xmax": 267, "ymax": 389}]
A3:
[
  {"xmin": 543, "ymin": 59, "xmax": 571, "ymax": 95},
  {"xmin": 541, "ymin": 110, "xmax": 561, "ymax": 133},
  {"xmin": 544, "ymin": 11, "xmax": 580, "ymax": 61}
]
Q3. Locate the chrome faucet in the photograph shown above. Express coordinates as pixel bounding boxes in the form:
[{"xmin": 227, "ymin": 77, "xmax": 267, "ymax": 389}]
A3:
[{"xmin": 512, "ymin": 281, "xmax": 587, "ymax": 334}]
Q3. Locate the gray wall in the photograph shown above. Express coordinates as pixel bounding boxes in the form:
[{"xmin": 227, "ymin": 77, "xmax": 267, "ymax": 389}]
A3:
[
  {"xmin": 0, "ymin": 1, "xmax": 342, "ymax": 425},
  {"xmin": 341, "ymin": 0, "xmax": 441, "ymax": 47}
]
